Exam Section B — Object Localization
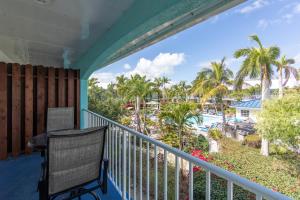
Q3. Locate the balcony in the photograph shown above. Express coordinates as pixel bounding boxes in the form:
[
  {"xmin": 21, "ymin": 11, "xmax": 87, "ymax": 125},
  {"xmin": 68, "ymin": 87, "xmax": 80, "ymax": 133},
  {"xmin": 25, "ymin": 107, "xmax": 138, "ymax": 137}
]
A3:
[
  {"xmin": 0, "ymin": 110, "xmax": 291, "ymax": 200},
  {"xmin": 0, "ymin": 1, "xmax": 294, "ymax": 200}
]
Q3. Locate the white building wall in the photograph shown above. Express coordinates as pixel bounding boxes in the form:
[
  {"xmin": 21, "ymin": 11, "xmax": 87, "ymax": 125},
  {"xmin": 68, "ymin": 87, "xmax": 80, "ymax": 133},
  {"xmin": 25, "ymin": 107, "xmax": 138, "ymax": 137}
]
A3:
[{"xmin": 236, "ymin": 108, "xmax": 260, "ymax": 122}]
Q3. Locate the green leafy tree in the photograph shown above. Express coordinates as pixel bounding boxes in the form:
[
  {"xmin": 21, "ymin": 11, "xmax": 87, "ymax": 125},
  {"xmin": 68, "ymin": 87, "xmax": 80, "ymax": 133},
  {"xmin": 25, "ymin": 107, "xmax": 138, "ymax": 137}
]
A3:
[
  {"xmin": 160, "ymin": 76, "xmax": 170, "ymax": 101},
  {"xmin": 192, "ymin": 57, "xmax": 233, "ymax": 129},
  {"xmin": 274, "ymin": 55, "xmax": 298, "ymax": 98},
  {"xmin": 256, "ymin": 92, "xmax": 300, "ymax": 149},
  {"xmin": 234, "ymin": 35, "xmax": 280, "ymax": 156},
  {"xmin": 88, "ymin": 78, "xmax": 125, "ymax": 121},
  {"xmin": 127, "ymin": 74, "xmax": 153, "ymax": 133},
  {"xmin": 159, "ymin": 102, "xmax": 202, "ymax": 151}
]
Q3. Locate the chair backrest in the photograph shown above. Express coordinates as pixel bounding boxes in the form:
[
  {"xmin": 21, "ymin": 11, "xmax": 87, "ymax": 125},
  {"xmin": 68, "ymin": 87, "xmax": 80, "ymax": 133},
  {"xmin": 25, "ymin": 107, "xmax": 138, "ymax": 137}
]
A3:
[
  {"xmin": 47, "ymin": 107, "xmax": 74, "ymax": 132},
  {"xmin": 47, "ymin": 126, "xmax": 107, "ymax": 195}
]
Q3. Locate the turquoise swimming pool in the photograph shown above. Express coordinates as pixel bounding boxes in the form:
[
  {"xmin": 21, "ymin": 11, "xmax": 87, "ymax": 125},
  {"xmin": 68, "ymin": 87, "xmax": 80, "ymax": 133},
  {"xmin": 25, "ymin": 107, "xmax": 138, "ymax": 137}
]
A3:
[{"xmin": 189, "ymin": 114, "xmax": 240, "ymax": 132}]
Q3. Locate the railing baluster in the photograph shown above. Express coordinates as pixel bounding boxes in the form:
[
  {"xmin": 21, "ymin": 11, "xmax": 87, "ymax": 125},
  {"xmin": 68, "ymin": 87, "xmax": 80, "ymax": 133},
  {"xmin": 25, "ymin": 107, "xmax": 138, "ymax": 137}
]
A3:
[
  {"xmin": 122, "ymin": 131, "xmax": 126, "ymax": 200},
  {"xmin": 83, "ymin": 111, "xmax": 87, "ymax": 128},
  {"xmin": 105, "ymin": 120, "xmax": 108, "ymax": 159},
  {"xmin": 256, "ymin": 194, "xmax": 263, "ymax": 200},
  {"xmin": 189, "ymin": 162, "xmax": 194, "ymax": 200},
  {"xmin": 154, "ymin": 145, "xmax": 158, "ymax": 200},
  {"xmin": 227, "ymin": 180, "xmax": 233, "ymax": 200},
  {"xmin": 206, "ymin": 170, "xmax": 211, "ymax": 200},
  {"xmin": 110, "ymin": 124, "xmax": 113, "ymax": 178},
  {"xmin": 119, "ymin": 127, "xmax": 121, "ymax": 189},
  {"xmin": 146, "ymin": 142, "xmax": 150, "ymax": 200},
  {"xmin": 134, "ymin": 136, "xmax": 137, "ymax": 200},
  {"xmin": 175, "ymin": 156, "xmax": 179, "ymax": 200},
  {"xmin": 164, "ymin": 149, "xmax": 168, "ymax": 200},
  {"xmin": 109, "ymin": 123, "xmax": 112, "ymax": 176},
  {"xmin": 88, "ymin": 112, "xmax": 91, "ymax": 127},
  {"xmin": 139, "ymin": 138, "xmax": 143, "ymax": 200},
  {"xmin": 115, "ymin": 126, "xmax": 118, "ymax": 186},
  {"xmin": 128, "ymin": 133, "xmax": 131, "ymax": 200}
]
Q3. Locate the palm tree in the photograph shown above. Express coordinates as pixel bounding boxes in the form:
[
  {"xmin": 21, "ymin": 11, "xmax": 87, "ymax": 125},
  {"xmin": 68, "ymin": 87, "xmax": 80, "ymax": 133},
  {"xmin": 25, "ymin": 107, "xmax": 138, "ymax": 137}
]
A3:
[
  {"xmin": 159, "ymin": 102, "xmax": 202, "ymax": 173},
  {"xmin": 115, "ymin": 75, "xmax": 128, "ymax": 99},
  {"xmin": 234, "ymin": 35, "xmax": 280, "ymax": 156},
  {"xmin": 234, "ymin": 35, "xmax": 280, "ymax": 101},
  {"xmin": 192, "ymin": 57, "xmax": 233, "ymax": 130},
  {"xmin": 160, "ymin": 76, "xmax": 170, "ymax": 102},
  {"xmin": 127, "ymin": 74, "xmax": 152, "ymax": 133},
  {"xmin": 177, "ymin": 81, "xmax": 191, "ymax": 102},
  {"xmin": 275, "ymin": 55, "xmax": 298, "ymax": 98},
  {"xmin": 153, "ymin": 77, "xmax": 163, "ymax": 107}
]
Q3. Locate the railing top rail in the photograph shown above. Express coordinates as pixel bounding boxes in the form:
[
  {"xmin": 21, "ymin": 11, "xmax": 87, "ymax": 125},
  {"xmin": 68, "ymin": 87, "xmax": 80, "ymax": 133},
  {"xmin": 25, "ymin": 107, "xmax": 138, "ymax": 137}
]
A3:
[{"xmin": 83, "ymin": 109, "xmax": 291, "ymax": 200}]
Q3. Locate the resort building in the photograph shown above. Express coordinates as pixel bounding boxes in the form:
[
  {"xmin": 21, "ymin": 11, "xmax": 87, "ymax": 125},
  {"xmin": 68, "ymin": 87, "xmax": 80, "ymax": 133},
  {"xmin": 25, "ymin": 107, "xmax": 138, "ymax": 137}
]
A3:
[{"xmin": 231, "ymin": 99, "xmax": 261, "ymax": 122}]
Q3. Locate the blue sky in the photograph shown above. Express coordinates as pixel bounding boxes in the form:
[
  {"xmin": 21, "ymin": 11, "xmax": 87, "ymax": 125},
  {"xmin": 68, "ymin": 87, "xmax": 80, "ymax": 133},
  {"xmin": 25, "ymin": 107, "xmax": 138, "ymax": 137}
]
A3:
[{"xmin": 91, "ymin": 0, "xmax": 300, "ymax": 88}]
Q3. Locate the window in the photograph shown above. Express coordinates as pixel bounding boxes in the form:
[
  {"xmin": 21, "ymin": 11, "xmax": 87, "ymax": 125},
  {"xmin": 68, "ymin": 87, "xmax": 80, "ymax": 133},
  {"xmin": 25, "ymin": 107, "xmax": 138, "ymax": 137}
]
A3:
[{"xmin": 241, "ymin": 110, "xmax": 249, "ymax": 117}]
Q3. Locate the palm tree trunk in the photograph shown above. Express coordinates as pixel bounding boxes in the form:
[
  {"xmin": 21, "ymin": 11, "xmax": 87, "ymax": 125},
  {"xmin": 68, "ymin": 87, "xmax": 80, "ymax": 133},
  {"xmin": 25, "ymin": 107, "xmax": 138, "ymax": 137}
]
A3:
[
  {"xmin": 261, "ymin": 138, "xmax": 269, "ymax": 156},
  {"xmin": 136, "ymin": 96, "xmax": 142, "ymax": 132},
  {"xmin": 220, "ymin": 102, "xmax": 226, "ymax": 133},
  {"xmin": 261, "ymin": 72, "xmax": 270, "ymax": 156},
  {"xmin": 279, "ymin": 68, "xmax": 283, "ymax": 98},
  {"xmin": 261, "ymin": 77, "xmax": 271, "ymax": 101}
]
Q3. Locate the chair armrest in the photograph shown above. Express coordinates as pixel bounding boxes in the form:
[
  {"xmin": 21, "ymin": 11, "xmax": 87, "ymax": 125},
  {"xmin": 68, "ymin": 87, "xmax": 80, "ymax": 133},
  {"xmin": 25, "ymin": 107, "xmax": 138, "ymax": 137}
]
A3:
[{"xmin": 101, "ymin": 159, "xmax": 109, "ymax": 194}]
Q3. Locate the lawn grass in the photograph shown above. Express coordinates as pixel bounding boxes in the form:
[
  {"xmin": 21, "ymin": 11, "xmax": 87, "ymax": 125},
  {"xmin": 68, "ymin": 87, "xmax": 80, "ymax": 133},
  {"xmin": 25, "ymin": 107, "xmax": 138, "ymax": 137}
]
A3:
[{"xmin": 210, "ymin": 138, "xmax": 300, "ymax": 199}]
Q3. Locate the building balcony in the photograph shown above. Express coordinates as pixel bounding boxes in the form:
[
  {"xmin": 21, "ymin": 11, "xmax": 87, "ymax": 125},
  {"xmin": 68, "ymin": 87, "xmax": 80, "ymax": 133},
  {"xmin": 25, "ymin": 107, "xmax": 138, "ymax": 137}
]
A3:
[{"xmin": 1, "ymin": 109, "xmax": 291, "ymax": 200}]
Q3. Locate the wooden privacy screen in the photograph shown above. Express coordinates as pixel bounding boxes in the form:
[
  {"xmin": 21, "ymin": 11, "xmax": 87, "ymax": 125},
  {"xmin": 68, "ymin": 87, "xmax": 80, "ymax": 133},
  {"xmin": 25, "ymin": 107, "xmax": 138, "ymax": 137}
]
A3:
[{"xmin": 0, "ymin": 62, "xmax": 80, "ymax": 159}]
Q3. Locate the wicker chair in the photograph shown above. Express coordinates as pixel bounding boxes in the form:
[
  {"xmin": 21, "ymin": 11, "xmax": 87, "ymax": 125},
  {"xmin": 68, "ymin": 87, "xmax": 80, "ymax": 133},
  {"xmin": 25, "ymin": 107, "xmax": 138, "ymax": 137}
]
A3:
[
  {"xmin": 47, "ymin": 107, "xmax": 74, "ymax": 132},
  {"xmin": 38, "ymin": 126, "xmax": 108, "ymax": 200}
]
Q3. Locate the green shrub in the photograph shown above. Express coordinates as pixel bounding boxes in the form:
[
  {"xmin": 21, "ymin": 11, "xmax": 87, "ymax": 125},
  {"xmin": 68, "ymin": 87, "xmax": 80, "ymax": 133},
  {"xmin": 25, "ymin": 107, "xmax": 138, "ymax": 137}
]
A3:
[
  {"xmin": 270, "ymin": 144, "xmax": 289, "ymax": 155},
  {"xmin": 193, "ymin": 171, "xmax": 254, "ymax": 200},
  {"xmin": 162, "ymin": 132, "xmax": 180, "ymax": 148},
  {"xmin": 208, "ymin": 128, "xmax": 223, "ymax": 140},
  {"xmin": 120, "ymin": 116, "xmax": 131, "ymax": 126},
  {"xmin": 183, "ymin": 135, "xmax": 209, "ymax": 153},
  {"xmin": 212, "ymin": 138, "xmax": 300, "ymax": 199},
  {"xmin": 243, "ymin": 134, "xmax": 261, "ymax": 148}
]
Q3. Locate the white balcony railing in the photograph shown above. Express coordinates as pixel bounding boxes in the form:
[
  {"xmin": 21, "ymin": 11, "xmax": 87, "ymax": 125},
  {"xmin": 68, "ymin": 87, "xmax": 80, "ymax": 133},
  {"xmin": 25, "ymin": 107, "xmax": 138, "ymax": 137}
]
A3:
[{"xmin": 83, "ymin": 109, "xmax": 291, "ymax": 200}]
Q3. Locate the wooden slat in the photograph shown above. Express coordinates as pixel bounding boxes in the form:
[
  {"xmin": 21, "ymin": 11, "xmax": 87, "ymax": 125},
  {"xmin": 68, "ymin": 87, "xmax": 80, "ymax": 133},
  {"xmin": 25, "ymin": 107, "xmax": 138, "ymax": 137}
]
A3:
[
  {"xmin": 24, "ymin": 65, "xmax": 33, "ymax": 153},
  {"xmin": 58, "ymin": 68, "xmax": 65, "ymax": 107},
  {"xmin": 67, "ymin": 70, "xmax": 74, "ymax": 107},
  {"xmin": 12, "ymin": 63, "xmax": 21, "ymax": 156},
  {"xmin": 76, "ymin": 70, "xmax": 80, "ymax": 128},
  {"xmin": 37, "ymin": 67, "xmax": 45, "ymax": 135},
  {"xmin": 0, "ymin": 63, "xmax": 7, "ymax": 159},
  {"xmin": 48, "ymin": 67, "xmax": 55, "ymax": 108}
]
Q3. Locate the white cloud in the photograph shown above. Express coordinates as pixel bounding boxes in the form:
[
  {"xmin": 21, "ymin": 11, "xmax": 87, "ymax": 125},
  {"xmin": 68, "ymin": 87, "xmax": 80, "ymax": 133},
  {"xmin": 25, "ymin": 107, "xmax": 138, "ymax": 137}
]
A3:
[
  {"xmin": 294, "ymin": 3, "xmax": 300, "ymax": 13},
  {"xmin": 90, "ymin": 52, "xmax": 185, "ymax": 88},
  {"xmin": 257, "ymin": 19, "xmax": 269, "ymax": 29},
  {"xmin": 90, "ymin": 72, "xmax": 117, "ymax": 88},
  {"xmin": 123, "ymin": 63, "xmax": 131, "ymax": 70},
  {"xmin": 198, "ymin": 57, "xmax": 242, "ymax": 72},
  {"xmin": 238, "ymin": 0, "xmax": 269, "ymax": 14},
  {"xmin": 126, "ymin": 53, "xmax": 185, "ymax": 79},
  {"xmin": 258, "ymin": 2, "xmax": 300, "ymax": 28}
]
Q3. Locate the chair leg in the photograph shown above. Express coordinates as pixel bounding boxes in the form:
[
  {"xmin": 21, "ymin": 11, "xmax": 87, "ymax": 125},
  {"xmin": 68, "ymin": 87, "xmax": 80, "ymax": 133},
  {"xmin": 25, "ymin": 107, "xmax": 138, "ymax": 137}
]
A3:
[{"xmin": 88, "ymin": 191, "xmax": 100, "ymax": 200}]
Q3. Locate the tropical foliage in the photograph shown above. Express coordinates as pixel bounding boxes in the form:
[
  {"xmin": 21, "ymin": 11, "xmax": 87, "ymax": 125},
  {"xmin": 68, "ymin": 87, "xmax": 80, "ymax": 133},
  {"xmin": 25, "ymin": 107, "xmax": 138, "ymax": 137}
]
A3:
[
  {"xmin": 256, "ymin": 92, "xmax": 300, "ymax": 149},
  {"xmin": 274, "ymin": 55, "xmax": 298, "ymax": 98},
  {"xmin": 192, "ymin": 57, "xmax": 233, "ymax": 128},
  {"xmin": 159, "ymin": 102, "xmax": 202, "ymax": 151}
]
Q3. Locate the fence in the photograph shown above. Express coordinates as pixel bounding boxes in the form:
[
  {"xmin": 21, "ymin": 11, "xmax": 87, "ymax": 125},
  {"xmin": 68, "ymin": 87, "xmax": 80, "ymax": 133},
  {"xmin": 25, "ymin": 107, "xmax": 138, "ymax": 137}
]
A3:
[
  {"xmin": 0, "ymin": 62, "xmax": 80, "ymax": 159},
  {"xmin": 83, "ymin": 109, "xmax": 291, "ymax": 200}
]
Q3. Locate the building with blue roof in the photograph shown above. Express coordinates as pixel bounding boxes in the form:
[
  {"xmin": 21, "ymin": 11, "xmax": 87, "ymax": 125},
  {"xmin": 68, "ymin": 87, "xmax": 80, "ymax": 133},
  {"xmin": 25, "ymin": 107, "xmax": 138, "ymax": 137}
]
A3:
[{"xmin": 231, "ymin": 99, "xmax": 261, "ymax": 122}]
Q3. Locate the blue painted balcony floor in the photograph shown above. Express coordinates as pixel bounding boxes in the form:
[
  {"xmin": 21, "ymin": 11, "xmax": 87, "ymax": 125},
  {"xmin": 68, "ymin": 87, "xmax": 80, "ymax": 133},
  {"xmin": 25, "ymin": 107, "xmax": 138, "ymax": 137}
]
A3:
[{"xmin": 0, "ymin": 153, "xmax": 120, "ymax": 200}]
